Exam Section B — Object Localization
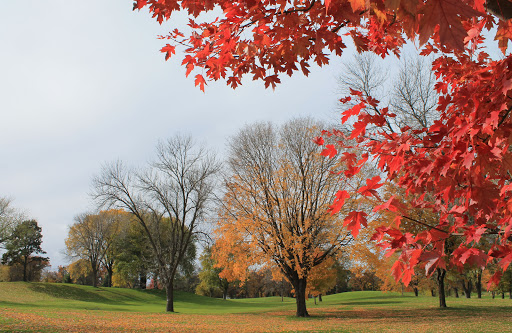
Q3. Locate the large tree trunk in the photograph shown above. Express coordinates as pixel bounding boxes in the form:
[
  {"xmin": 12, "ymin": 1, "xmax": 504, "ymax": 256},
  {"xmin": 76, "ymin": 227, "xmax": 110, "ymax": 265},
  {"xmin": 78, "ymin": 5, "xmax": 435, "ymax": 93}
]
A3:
[
  {"xmin": 166, "ymin": 281, "xmax": 174, "ymax": 312},
  {"xmin": 414, "ymin": 287, "xmax": 419, "ymax": 297},
  {"xmin": 476, "ymin": 270, "xmax": 482, "ymax": 299},
  {"xmin": 319, "ymin": 294, "xmax": 323, "ymax": 302},
  {"xmin": 293, "ymin": 278, "xmax": 309, "ymax": 317},
  {"xmin": 454, "ymin": 287, "xmax": 459, "ymax": 298},
  {"xmin": 436, "ymin": 268, "xmax": 447, "ymax": 308}
]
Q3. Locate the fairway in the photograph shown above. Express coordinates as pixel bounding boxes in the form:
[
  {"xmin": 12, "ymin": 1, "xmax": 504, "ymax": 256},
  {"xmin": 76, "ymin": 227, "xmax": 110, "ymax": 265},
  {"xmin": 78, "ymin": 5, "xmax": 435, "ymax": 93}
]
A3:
[{"xmin": 1, "ymin": 283, "xmax": 511, "ymax": 332}]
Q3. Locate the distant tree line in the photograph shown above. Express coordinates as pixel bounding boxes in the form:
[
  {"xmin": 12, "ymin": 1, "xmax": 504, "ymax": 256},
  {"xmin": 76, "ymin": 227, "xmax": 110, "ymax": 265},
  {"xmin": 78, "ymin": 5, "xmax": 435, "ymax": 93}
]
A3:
[{"xmin": 3, "ymin": 116, "xmax": 512, "ymax": 316}]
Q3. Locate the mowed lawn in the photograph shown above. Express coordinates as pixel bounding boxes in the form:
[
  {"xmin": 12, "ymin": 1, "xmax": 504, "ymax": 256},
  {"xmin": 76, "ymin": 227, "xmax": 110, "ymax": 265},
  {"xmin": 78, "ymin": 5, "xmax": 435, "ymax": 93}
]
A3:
[{"xmin": 1, "ymin": 282, "xmax": 511, "ymax": 332}]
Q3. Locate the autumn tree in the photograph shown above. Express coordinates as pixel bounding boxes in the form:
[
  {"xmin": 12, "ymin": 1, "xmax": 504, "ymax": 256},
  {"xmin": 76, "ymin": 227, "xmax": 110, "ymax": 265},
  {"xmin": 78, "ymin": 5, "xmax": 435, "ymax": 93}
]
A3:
[
  {"xmin": 214, "ymin": 118, "xmax": 351, "ymax": 317},
  {"xmin": 307, "ymin": 256, "xmax": 338, "ymax": 303},
  {"xmin": 134, "ymin": 0, "xmax": 512, "ymax": 295},
  {"xmin": 2, "ymin": 220, "xmax": 47, "ymax": 282},
  {"xmin": 68, "ymin": 259, "xmax": 94, "ymax": 285},
  {"xmin": 65, "ymin": 210, "xmax": 125, "ymax": 287},
  {"xmin": 93, "ymin": 135, "xmax": 220, "ymax": 312}
]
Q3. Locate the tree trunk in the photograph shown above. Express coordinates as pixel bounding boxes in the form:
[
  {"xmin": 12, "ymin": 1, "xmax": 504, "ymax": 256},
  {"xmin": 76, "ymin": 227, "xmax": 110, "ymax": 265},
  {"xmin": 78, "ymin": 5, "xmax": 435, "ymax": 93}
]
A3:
[
  {"xmin": 281, "ymin": 278, "xmax": 284, "ymax": 302},
  {"xmin": 107, "ymin": 266, "xmax": 113, "ymax": 288},
  {"xmin": 502, "ymin": 292, "xmax": 505, "ymax": 299},
  {"xmin": 492, "ymin": 291, "xmax": 495, "ymax": 299},
  {"xmin": 92, "ymin": 266, "xmax": 98, "ymax": 288},
  {"xmin": 414, "ymin": 287, "xmax": 419, "ymax": 297},
  {"xmin": 476, "ymin": 269, "xmax": 482, "ymax": 299},
  {"xmin": 139, "ymin": 272, "xmax": 147, "ymax": 289},
  {"xmin": 430, "ymin": 289, "xmax": 435, "ymax": 297},
  {"xmin": 313, "ymin": 296, "xmax": 317, "ymax": 305},
  {"xmin": 293, "ymin": 278, "xmax": 309, "ymax": 317},
  {"xmin": 462, "ymin": 280, "xmax": 471, "ymax": 298},
  {"xmin": 454, "ymin": 287, "xmax": 459, "ymax": 298},
  {"xmin": 436, "ymin": 268, "xmax": 447, "ymax": 308},
  {"xmin": 23, "ymin": 255, "xmax": 28, "ymax": 282},
  {"xmin": 319, "ymin": 294, "xmax": 323, "ymax": 302},
  {"xmin": 223, "ymin": 282, "xmax": 229, "ymax": 300},
  {"xmin": 166, "ymin": 282, "xmax": 174, "ymax": 312}
]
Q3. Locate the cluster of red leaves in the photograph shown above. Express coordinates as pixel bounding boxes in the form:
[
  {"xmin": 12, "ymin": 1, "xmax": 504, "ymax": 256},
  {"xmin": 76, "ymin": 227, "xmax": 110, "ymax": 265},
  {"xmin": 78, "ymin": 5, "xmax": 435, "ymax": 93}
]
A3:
[
  {"xmin": 134, "ymin": 0, "xmax": 512, "ymax": 90},
  {"xmin": 134, "ymin": 1, "xmax": 512, "ymax": 287},
  {"xmin": 317, "ymin": 49, "xmax": 512, "ymax": 287}
]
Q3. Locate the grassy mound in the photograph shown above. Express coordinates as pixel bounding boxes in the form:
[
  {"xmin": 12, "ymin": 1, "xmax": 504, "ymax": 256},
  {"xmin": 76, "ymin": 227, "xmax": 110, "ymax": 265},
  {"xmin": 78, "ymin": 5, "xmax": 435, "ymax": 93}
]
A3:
[{"xmin": 0, "ymin": 282, "xmax": 297, "ymax": 314}]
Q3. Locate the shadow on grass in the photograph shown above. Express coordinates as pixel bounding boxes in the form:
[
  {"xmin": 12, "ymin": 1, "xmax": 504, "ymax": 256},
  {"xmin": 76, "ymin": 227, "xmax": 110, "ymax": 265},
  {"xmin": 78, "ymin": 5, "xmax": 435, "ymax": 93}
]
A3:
[
  {"xmin": 0, "ymin": 299, "xmax": 129, "ymax": 313},
  {"xmin": 291, "ymin": 304, "xmax": 512, "ymax": 322},
  {"xmin": 28, "ymin": 284, "xmax": 123, "ymax": 304}
]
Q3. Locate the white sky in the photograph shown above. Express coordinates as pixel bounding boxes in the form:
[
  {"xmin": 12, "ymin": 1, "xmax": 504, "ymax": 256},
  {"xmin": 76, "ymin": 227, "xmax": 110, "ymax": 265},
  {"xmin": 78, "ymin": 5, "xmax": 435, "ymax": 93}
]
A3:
[{"xmin": 0, "ymin": 1, "xmax": 348, "ymax": 267}]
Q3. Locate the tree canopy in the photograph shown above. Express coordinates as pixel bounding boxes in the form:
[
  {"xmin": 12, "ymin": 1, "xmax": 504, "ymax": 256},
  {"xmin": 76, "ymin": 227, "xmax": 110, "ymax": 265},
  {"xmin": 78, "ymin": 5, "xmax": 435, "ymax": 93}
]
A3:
[{"xmin": 214, "ymin": 118, "xmax": 351, "ymax": 316}]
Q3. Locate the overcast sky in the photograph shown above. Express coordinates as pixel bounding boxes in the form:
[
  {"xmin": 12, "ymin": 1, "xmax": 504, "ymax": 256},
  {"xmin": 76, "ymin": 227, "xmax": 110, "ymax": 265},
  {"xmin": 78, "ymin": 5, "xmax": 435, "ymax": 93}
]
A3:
[{"xmin": 0, "ymin": 1, "xmax": 351, "ymax": 267}]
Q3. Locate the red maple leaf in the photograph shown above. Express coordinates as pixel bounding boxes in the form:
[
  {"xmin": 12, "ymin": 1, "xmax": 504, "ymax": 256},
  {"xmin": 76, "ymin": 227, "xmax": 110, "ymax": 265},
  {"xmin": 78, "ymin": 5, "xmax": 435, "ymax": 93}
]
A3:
[
  {"xmin": 320, "ymin": 144, "xmax": 337, "ymax": 158},
  {"xmin": 313, "ymin": 136, "xmax": 324, "ymax": 146},
  {"xmin": 160, "ymin": 44, "xmax": 176, "ymax": 60},
  {"xmin": 349, "ymin": 121, "xmax": 367, "ymax": 139},
  {"xmin": 418, "ymin": 0, "xmax": 481, "ymax": 50},
  {"xmin": 358, "ymin": 176, "xmax": 383, "ymax": 198},
  {"xmin": 342, "ymin": 102, "xmax": 365, "ymax": 124},
  {"xmin": 194, "ymin": 74, "xmax": 206, "ymax": 92},
  {"xmin": 329, "ymin": 190, "xmax": 349, "ymax": 215},
  {"xmin": 343, "ymin": 211, "xmax": 368, "ymax": 238}
]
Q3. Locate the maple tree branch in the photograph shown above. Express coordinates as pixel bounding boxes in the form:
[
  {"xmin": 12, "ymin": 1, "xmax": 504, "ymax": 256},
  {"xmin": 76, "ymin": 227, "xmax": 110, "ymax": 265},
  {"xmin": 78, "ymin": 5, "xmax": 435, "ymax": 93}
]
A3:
[
  {"xmin": 400, "ymin": 214, "xmax": 448, "ymax": 234},
  {"xmin": 332, "ymin": 20, "xmax": 350, "ymax": 34},
  {"xmin": 498, "ymin": 105, "xmax": 512, "ymax": 128},
  {"xmin": 283, "ymin": 0, "xmax": 316, "ymax": 14}
]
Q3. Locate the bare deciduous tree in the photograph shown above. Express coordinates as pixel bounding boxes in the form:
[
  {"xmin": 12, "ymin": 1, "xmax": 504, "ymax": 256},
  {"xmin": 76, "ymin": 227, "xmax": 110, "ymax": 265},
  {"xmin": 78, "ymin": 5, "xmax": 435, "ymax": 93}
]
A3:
[
  {"xmin": 392, "ymin": 55, "xmax": 439, "ymax": 130},
  {"xmin": 338, "ymin": 52, "xmax": 439, "ymax": 133},
  {"xmin": 0, "ymin": 197, "xmax": 25, "ymax": 246},
  {"xmin": 92, "ymin": 135, "xmax": 220, "ymax": 312}
]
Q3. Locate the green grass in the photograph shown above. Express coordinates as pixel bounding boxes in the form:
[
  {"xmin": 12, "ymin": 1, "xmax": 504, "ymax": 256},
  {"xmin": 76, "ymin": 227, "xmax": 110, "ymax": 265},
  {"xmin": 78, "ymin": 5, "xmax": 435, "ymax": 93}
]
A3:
[{"xmin": 1, "ymin": 282, "xmax": 511, "ymax": 332}]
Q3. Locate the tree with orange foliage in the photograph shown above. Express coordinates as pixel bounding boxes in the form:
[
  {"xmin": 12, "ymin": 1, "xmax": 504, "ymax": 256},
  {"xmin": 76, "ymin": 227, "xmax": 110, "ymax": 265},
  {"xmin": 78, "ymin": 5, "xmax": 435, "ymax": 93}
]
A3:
[
  {"xmin": 214, "ymin": 118, "xmax": 351, "ymax": 317},
  {"xmin": 307, "ymin": 256, "xmax": 338, "ymax": 303}
]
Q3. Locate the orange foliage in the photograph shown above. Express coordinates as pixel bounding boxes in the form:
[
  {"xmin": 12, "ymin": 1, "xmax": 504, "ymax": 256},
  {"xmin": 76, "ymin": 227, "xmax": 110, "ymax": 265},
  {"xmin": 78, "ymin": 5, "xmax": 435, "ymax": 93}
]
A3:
[
  {"xmin": 307, "ymin": 257, "xmax": 337, "ymax": 297},
  {"xmin": 213, "ymin": 119, "xmax": 352, "ymax": 316}
]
